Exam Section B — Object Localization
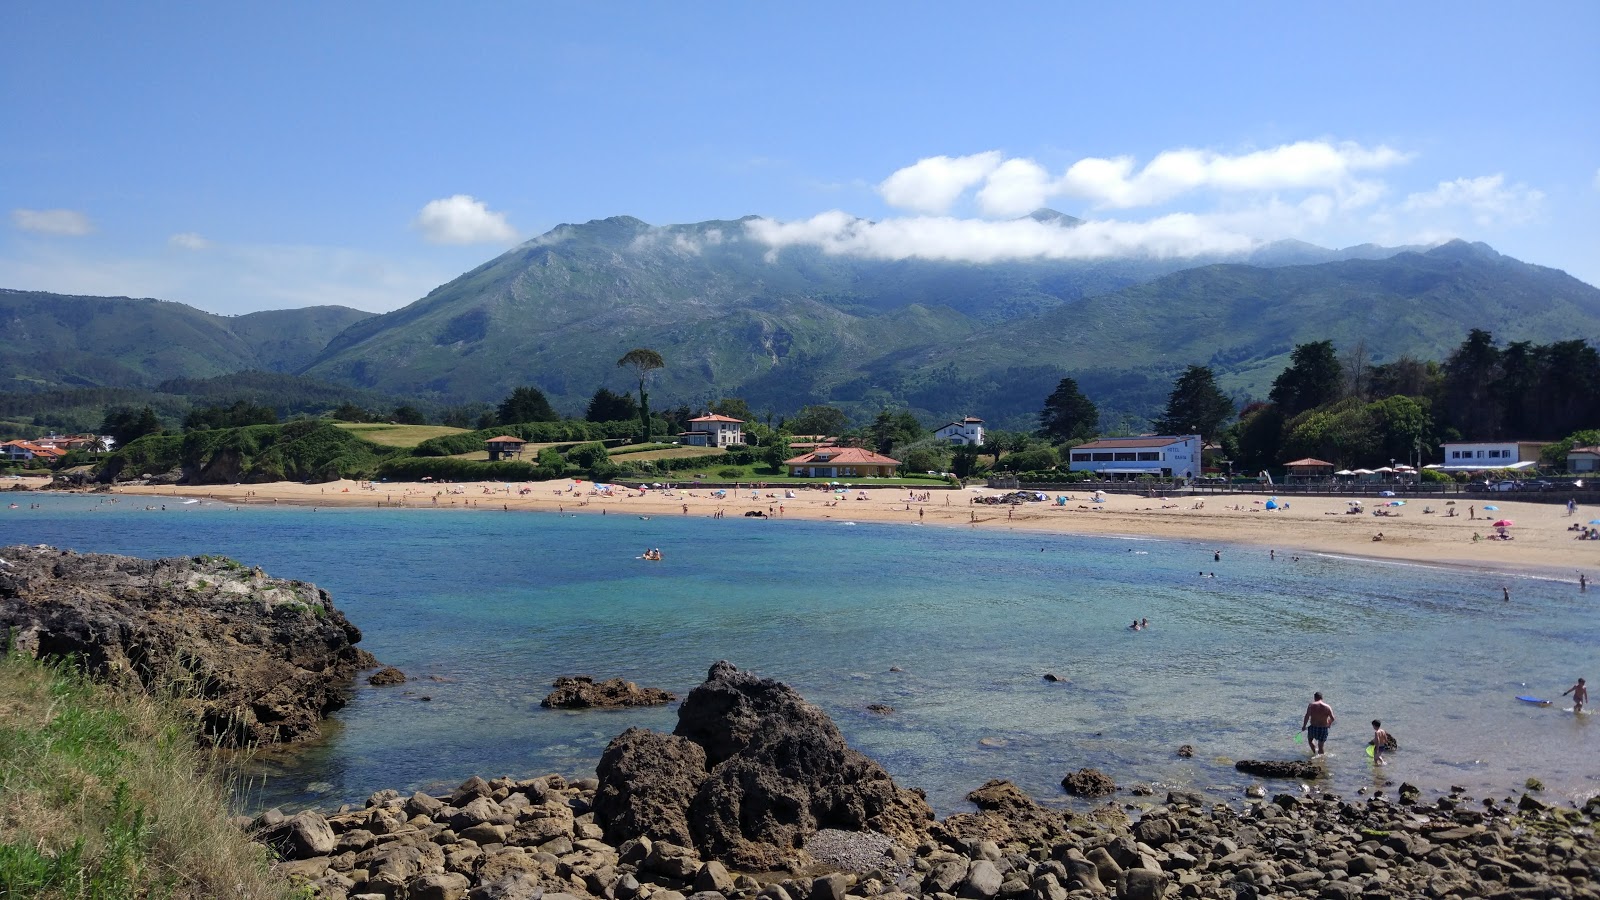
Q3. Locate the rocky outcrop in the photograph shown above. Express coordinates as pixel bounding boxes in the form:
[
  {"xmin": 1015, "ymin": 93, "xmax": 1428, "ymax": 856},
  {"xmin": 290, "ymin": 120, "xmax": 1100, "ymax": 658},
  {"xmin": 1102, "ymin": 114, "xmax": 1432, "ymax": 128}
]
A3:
[
  {"xmin": 267, "ymin": 776, "xmax": 1600, "ymax": 900},
  {"xmin": 936, "ymin": 779, "xmax": 1074, "ymax": 848},
  {"xmin": 1234, "ymin": 758, "xmax": 1323, "ymax": 779},
  {"xmin": 540, "ymin": 675, "xmax": 675, "ymax": 709},
  {"xmin": 0, "ymin": 545, "xmax": 375, "ymax": 747},
  {"xmin": 1060, "ymin": 768, "xmax": 1117, "ymax": 797},
  {"xmin": 596, "ymin": 660, "xmax": 936, "ymax": 870}
]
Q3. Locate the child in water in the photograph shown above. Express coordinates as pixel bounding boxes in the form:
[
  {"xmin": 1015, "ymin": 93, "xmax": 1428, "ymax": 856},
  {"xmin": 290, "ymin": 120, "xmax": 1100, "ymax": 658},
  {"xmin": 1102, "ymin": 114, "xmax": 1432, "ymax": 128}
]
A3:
[{"xmin": 1370, "ymin": 720, "xmax": 1390, "ymax": 766}]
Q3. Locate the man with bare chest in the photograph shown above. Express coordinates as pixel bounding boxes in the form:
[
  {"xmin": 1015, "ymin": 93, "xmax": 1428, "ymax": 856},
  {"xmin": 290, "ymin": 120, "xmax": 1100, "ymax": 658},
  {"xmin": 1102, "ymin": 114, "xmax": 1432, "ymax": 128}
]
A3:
[{"xmin": 1301, "ymin": 692, "xmax": 1335, "ymax": 755}]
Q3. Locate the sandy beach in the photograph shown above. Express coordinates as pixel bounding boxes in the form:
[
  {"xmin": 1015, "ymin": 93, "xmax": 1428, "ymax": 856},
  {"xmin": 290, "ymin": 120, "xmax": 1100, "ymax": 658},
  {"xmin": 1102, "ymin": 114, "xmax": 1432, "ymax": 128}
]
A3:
[{"xmin": 107, "ymin": 479, "xmax": 1599, "ymax": 580}]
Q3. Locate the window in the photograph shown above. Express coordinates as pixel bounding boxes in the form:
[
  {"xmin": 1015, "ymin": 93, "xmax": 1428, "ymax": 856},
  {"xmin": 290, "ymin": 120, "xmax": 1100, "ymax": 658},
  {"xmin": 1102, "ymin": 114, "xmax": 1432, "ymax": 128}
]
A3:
[
  {"xmin": 1071, "ymin": 453, "xmax": 1090, "ymax": 462},
  {"xmin": 1137, "ymin": 452, "xmax": 1160, "ymax": 461},
  {"xmin": 1451, "ymin": 450, "xmax": 1461, "ymax": 459},
  {"xmin": 1113, "ymin": 452, "xmax": 1137, "ymax": 461},
  {"xmin": 1091, "ymin": 452, "xmax": 1113, "ymax": 461}
]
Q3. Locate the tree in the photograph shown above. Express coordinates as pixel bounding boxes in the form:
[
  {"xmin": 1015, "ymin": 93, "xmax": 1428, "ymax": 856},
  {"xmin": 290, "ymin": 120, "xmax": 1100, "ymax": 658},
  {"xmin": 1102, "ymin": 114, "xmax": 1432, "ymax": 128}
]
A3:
[
  {"xmin": 709, "ymin": 397, "xmax": 753, "ymax": 422},
  {"xmin": 1154, "ymin": 365, "xmax": 1235, "ymax": 440},
  {"xmin": 788, "ymin": 404, "xmax": 849, "ymax": 436},
  {"xmin": 182, "ymin": 400, "xmax": 278, "ymax": 431},
  {"xmin": 585, "ymin": 387, "xmax": 637, "ymax": 423},
  {"xmin": 893, "ymin": 438, "xmax": 953, "ymax": 475},
  {"xmin": 1039, "ymin": 377, "xmax": 1099, "ymax": 442},
  {"xmin": 1231, "ymin": 401, "xmax": 1286, "ymax": 474},
  {"xmin": 391, "ymin": 405, "xmax": 427, "ymax": 425},
  {"xmin": 1269, "ymin": 340, "xmax": 1343, "ymax": 417},
  {"xmin": 100, "ymin": 406, "xmax": 163, "ymax": 448},
  {"xmin": 331, "ymin": 402, "xmax": 374, "ymax": 423},
  {"xmin": 868, "ymin": 410, "xmax": 923, "ymax": 455},
  {"xmin": 496, "ymin": 386, "xmax": 557, "ymax": 425},
  {"xmin": 617, "ymin": 348, "xmax": 665, "ymax": 440},
  {"xmin": 1441, "ymin": 329, "xmax": 1502, "ymax": 440}
]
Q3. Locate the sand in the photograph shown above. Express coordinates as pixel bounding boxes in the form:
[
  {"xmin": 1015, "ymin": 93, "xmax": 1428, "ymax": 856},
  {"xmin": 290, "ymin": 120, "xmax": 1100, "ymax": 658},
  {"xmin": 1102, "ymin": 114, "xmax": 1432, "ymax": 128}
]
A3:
[{"xmin": 105, "ymin": 478, "xmax": 1599, "ymax": 581}]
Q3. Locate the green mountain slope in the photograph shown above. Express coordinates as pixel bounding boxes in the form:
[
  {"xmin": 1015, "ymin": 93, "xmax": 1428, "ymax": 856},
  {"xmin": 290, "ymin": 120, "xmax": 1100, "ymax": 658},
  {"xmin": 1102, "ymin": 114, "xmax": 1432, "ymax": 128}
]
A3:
[
  {"xmin": 891, "ymin": 241, "xmax": 1600, "ymax": 428},
  {"xmin": 298, "ymin": 214, "xmax": 1423, "ymax": 415},
  {"xmin": 0, "ymin": 289, "xmax": 372, "ymax": 392}
]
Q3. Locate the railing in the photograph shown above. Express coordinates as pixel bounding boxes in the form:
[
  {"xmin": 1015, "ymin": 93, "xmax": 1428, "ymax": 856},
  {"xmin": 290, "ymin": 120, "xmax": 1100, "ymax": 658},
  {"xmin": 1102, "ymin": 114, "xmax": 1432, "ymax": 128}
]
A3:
[{"xmin": 984, "ymin": 477, "xmax": 1599, "ymax": 505}]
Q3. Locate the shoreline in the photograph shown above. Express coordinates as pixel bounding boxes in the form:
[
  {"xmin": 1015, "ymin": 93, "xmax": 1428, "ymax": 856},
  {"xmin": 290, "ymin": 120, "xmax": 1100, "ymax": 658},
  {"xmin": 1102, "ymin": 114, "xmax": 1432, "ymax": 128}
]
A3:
[{"xmin": 97, "ymin": 478, "xmax": 1597, "ymax": 582}]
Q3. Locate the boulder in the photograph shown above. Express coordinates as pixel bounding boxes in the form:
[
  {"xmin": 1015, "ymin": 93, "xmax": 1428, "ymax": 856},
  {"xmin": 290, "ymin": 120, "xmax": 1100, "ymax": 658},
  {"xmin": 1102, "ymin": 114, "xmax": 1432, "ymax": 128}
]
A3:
[
  {"xmin": 266, "ymin": 811, "xmax": 338, "ymax": 860},
  {"xmin": 1118, "ymin": 868, "xmax": 1168, "ymax": 900},
  {"xmin": 1060, "ymin": 768, "xmax": 1117, "ymax": 797},
  {"xmin": 595, "ymin": 728, "xmax": 708, "ymax": 846},
  {"xmin": 409, "ymin": 872, "xmax": 472, "ymax": 900},
  {"xmin": 368, "ymin": 666, "xmax": 407, "ymax": 686},
  {"xmin": 0, "ymin": 545, "xmax": 374, "ymax": 747},
  {"xmin": 541, "ymin": 675, "xmax": 676, "ymax": 709},
  {"xmin": 939, "ymin": 779, "xmax": 1071, "ymax": 847},
  {"xmin": 1233, "ymin": 760, "xmax": 1321, "ymax": 779}
]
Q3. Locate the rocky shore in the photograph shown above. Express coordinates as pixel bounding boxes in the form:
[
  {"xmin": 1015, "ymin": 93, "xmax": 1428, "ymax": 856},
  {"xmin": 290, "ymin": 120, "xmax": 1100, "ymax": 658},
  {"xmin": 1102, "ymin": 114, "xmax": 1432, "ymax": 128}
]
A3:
[
  {"xmin": 0, "ymin": 544, "xmax": 376, "ymax": 747},
  {"xmin": 261, "ymin": 663, "xmax": 1600, "ymax": 900}
]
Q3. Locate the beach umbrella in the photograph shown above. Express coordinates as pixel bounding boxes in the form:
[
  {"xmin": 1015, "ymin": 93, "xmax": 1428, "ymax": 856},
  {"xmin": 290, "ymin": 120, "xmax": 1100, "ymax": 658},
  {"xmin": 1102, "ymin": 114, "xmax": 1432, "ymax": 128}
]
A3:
[
  {"xmin": 1348, "ymin": 499, "xmax": 1363, "ymax": 506},
  {"xmin": 1389, "ymin": 500, "xmax": 1405, "ymax": 506},
  {"xmin": 1492, "ymin": 519, "xmax": 1513, "ymax": 527},
  {"xmin": 1353, "ymin": 468, "xmax": 1374, "ymax": 475},
  {"xmin": 1589, "ymin": 519, "xmax": 1600, "ymax": 525},
  {"xmin": 1379, "ymin": 490, "xmax": 1395, "ymax": 497},
  {"xmin": 1483, "ymin": 505, "xmax": 1499, "ymax": 511},
  {"xmin": 1334, "ymin": 469, "xmax": 1355, "ymax": 476}
]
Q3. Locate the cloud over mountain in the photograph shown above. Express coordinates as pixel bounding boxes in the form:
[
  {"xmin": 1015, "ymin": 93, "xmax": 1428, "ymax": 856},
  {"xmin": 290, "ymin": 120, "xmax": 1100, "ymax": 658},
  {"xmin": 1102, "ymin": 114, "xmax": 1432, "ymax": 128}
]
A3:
[{"xmin": 413, "ymin": 194, "xmax": 518, "ymax": 245}]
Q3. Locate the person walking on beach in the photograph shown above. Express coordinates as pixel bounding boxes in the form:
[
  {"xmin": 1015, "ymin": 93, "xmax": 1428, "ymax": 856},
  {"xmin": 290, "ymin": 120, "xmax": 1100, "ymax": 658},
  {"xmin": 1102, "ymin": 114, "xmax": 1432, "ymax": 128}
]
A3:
[
  {"xmin": 1370, "ymin": 720, "xmax": 1390, "ymax": 766},
  {"xmin": 1503, "ymin": 586, "xmax": 1511, "ymax": 602},
  {"xmin": 1301, "ymin": 692, "xmax": 1335, "ymax": 756},
  {"xmin": 1563, "ymin": 678, "xmax": 1587, "ymax": 714},
  {"xmin": 1581, "ymin": 572, "xmax": 1588, "ymax": 592}
]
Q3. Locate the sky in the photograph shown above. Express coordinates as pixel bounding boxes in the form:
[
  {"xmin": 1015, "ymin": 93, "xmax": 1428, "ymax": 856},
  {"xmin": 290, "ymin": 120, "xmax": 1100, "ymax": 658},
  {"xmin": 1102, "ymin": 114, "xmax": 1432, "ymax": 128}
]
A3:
[{"xmin": 3, "ymin": 3, "xmax": 1597, "ymax": 315}]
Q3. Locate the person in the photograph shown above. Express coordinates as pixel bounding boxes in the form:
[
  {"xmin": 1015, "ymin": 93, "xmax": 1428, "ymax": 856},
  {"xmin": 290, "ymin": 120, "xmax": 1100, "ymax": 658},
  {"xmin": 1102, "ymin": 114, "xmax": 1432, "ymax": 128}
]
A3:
[
  {"xmin": 1370, "ymin": 720, "xmax": 1390, "ymax": 766},
  {"xmin": 1140, "ymin": 617, "xmax": 1149, "ymax": 629},
  {"xmin": 1129, "ymin": 619, "xmax": 1141, "ymax": 631},
  {"xmin": 1503, "ymin": 586, "xmax": 1510, "ymax": 603},
  {"xmin": 1469, "ymin": 505, "xmax": 1475, "ymax": 520},
  {"xmin": 1563, "ymin": 677, "xmax": 1587, "ymax": 714},
  {"xmin": 1214, "ymin": 550, "xmax": 1221, "ymax": 562},
  {"xmin": 1301, "ymin": 692, "xmax": 1335, "ymax": 756},
  {"xmin": 1581, "ymin": 572, "xmax": 1588, "ymax": 592}
]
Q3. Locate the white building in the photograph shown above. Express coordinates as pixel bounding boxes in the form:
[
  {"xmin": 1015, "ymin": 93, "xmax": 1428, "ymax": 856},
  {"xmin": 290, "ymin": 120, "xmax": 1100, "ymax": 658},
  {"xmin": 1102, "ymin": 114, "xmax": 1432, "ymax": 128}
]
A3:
[
  {"xmin": 1568, "ymin": 446, "xmax": 1600, "ymax": 473},
  {"xmin": 1066, "ymin": 435, "xmax": 1203, "ymax": 479},
  {"xmin": 1433, "ymin": 440, "xmax": 1548, "ymax": 472},
  {"xmin": 933, "ymin": 416, "xmax": 985, "ymax": 447},
  {"xmin": 680, "ymin": 414, "xmax": 744, "ymax": 448}
]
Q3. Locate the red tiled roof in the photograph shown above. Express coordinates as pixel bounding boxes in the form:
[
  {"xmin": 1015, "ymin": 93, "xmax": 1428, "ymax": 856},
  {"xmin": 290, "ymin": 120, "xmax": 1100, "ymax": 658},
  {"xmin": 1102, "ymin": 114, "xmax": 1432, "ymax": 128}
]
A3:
[
  {"xmin": 1569, "ymin": 446, "xmax": 1600, "ymax": 455},
  {"xmin": 784, "ymin": 447, "xmax": 901, "ymax": 466},
  {"xmin": 689, "ymin": 414, "xmax": 743, "ymax": 423},
  {"xmin": 485, "ymin": 435, "xmax": 526, "ymax": 443}
]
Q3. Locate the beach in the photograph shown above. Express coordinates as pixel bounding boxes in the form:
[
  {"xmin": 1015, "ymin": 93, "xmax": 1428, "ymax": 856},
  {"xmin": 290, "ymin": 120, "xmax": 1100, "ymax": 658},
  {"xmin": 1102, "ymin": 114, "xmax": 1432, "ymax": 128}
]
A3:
[{"xmin": 108, "ymin": 478, "xmax": 1598, "ymax": 579}]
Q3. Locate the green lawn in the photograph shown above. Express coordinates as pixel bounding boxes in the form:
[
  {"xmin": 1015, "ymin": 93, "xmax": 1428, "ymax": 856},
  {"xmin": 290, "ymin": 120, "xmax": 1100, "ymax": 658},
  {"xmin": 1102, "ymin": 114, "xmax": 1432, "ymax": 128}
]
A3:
[{"xmin": 332, "ymin": 422, "xmax": 468, "ymax": 448}]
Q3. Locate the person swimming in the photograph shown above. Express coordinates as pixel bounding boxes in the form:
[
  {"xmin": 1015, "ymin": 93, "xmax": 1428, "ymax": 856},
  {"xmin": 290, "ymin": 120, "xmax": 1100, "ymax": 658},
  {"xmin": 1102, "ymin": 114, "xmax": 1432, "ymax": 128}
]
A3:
[{"xmin": 1129, "ymin": 619, "xmax": 1141, "ymax": 631}]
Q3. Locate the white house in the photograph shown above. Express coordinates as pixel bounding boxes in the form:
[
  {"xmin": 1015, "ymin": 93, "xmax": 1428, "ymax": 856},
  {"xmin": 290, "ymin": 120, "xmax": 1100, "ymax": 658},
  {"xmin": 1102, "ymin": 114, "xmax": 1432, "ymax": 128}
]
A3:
[
  {"xmin": 933, "ymin": 416, "xmax": 985, "ymax": 447},
  {"xmin": 680, "ymin": 414, "xmax": 744, "ymax": 448},
  {"xmin": 1433, "ymin": 440, "xmax": 1548, "ymax": 472},
  {"xmin": 1066, "ymin": 434, "xmax": 1203, "ymax": 479}
]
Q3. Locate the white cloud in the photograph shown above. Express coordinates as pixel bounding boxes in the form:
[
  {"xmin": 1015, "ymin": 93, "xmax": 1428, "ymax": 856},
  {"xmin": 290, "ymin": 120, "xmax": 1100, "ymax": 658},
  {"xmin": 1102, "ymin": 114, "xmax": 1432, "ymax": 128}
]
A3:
[
  {"xmin": 12, "ymin": 208, "xmax": 95, "ymax": 236},
  {"xmin": 975, "ymin": 158, "xmax": 1056, "ymax": 218},
  {"xmin": 1402, "ymin": 174, "xmax": 1543, "ymax": 226},
  {"xmin": 168, "ymin": 232, "xmax": 211, "ymax": 250},
  {"xmin": 878, "ymin": 152, "xmax": 1002, "ymax": 214},
  {"xmin": 1057, "ymin": 141, "xmax": 1410, "ymax": 209},
  {"xmin": 745, "ymin": 210, "xmax": 1256, "ymax": 263},
  {"xmin": 412, "ymin": 194, "xmax": 518, "ymax": 245}
]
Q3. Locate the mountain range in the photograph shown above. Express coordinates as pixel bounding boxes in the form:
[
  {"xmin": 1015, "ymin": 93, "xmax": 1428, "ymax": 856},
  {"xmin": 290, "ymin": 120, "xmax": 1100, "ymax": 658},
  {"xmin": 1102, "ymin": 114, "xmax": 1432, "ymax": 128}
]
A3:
[{"xmin": 6, "ymin": 213, "xmax": 1600, "ymax": 431}]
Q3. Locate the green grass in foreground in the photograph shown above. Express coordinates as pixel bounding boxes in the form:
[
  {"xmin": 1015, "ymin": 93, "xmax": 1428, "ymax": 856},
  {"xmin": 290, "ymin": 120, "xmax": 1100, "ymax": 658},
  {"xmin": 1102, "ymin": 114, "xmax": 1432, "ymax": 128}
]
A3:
[{"xmin": 0, "ymin": 650, "xmax": 290, "ymax": 899}]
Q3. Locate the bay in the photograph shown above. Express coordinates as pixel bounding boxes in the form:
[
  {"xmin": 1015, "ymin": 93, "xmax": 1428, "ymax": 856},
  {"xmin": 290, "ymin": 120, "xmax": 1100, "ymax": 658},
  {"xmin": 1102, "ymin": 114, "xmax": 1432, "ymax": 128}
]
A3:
[{"xmin": 5, "ymin": 492, "xmax": 1596, "ymax": 813}]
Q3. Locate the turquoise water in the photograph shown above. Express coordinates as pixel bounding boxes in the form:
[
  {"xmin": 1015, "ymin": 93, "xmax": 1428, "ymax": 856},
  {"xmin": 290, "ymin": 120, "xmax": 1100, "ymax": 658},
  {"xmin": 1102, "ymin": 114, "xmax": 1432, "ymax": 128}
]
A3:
[{"xmin": 5, "ymin": 493, "xmax": 1597, "ymax": 814}]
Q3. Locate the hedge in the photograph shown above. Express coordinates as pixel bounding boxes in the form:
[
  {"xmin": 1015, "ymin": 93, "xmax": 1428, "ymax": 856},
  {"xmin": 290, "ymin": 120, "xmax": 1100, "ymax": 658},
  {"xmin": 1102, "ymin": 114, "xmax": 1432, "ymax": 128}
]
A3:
[{"xmin": 411, "ymin": 420, "xmax": 637, "ymax": 457}]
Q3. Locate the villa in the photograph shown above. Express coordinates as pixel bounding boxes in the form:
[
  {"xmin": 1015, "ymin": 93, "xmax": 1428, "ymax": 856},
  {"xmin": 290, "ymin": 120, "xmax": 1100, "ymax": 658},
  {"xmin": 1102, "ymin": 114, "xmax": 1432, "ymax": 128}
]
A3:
[
  {"xmin": 783, "ymin": 447, "xmax": 901, "ymax": 478},
  {"xmin": 681, "ymin": 414, "xmax": 744, "ymax": 448},
  {"xmin": 932, "ymin": 416, "xmax": 985, "ymax": 447}
]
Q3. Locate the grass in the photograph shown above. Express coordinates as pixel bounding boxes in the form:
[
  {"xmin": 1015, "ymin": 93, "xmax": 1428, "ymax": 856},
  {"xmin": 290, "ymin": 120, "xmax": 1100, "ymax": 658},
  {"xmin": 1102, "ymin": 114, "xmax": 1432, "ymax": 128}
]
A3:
[
  {"xmin": 330, "ymin": 422, "xmax": 468, "ymax": 448},
  {"xmin": 0, "ymin": 649, "xmax": 290, "ymax": 899},
  {"xmin": 615, "ymin": 446, "xmax": 727, "ymax": 462}
]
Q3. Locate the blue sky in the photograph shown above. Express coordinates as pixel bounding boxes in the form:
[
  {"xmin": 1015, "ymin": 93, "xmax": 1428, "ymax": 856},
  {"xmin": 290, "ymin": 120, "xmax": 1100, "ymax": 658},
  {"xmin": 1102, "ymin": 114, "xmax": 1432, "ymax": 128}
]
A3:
[{"xmin": 3, "ymin": 3, "xmax": 1597, "ymax": 314}]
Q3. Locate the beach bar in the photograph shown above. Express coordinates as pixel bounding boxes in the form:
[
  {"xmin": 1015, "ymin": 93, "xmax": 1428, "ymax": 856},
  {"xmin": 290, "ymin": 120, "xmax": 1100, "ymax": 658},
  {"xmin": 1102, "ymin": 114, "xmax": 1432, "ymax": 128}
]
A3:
[
  {"xmin": 1283, "ymin": 457, "xmax": 1336, "ymax": 482},
  {"xmin": 1066, "ymin": 434, "xmax": 1202, "ymax": 479}
]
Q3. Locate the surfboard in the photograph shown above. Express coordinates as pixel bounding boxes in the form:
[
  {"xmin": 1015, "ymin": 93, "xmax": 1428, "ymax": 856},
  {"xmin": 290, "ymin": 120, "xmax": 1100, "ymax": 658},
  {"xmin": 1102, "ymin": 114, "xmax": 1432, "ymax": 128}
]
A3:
[{"xmin": 1516, "ymin": 696, "xmax": 1552, "ymax": 706}]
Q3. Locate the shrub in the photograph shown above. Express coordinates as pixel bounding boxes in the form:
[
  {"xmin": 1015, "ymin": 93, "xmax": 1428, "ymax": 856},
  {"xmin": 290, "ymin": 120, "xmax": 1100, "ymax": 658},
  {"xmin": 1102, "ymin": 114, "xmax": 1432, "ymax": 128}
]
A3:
[
  {"xmin": 997, "ymin": 447, "xmax": 1059, "ymax": 472},
  {"xmin": 716, "ymin": 467, "xmax": 746, "ymax": 479}
]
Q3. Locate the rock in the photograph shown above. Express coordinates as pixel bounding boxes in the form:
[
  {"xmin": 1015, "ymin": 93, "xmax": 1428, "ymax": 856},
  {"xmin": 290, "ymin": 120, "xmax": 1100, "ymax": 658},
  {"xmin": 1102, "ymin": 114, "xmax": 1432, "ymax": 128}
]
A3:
[
  {"xmin": 940, "ymin": 780, "xmax": 1072, "ymax": 848},
  {"xmin": 1063, "ymin": 858, "xmax": 1104, "ymax": 893},
  {"xmin": 645, "ymin": 840, "xmax": 703, "ymax": 880},
  {"xmin": 541, "ymin": 675, "xmax": 676, "ymax": 709},
  {"xmin": 1087, "ymin": 847, "xmax": 1122, "ymax": 887},
  {"xmin": 696, "ymin": 861, "xmax": 736, "ymax": 894},
  {"xmin": 1060, "ymin": 769, "xmax": 1117, "ymax": 797},
  {"xmin": 1118, "ymin": 868, "xmax": 1167, "ymax": 900},
  {"xmin": 368, "ymin": 666, "xmax": 407, "ymax": 686},
  {"xmin": 0, "ymin": 545, "xmax": 374, "ymax": 747},
  {"xmin": 595, "ymin": 727, "xmax": 708, "ymax": 846},
  {"xmin": 811, "ymin": 873, "xmax": 850, "ymax": 900},
  {"xmin": 867, "ymin": 703, "xmax": 895, "ymax": 714},
  {"xmin": 1233, "ymin": 760, "xmax": 1321, "ymax": 779},
  {"xmin": 409, "ymin": 872, "xmax": 472, "ymax": 900},
  {"xmin": 959, "ymin": 859, "xmax": 1003, "ymax": 899},
  {"xmin": 600, "ymin": 661, "xmax": 933, "ymax": 870},
  {"xmin": 266, "ymin": 811, "xmax": 338, "ymax": 860},
  {"xmin": 467, "ymin": 872, "xmax": 544, "ymax": 900},
  {"xmin": 1175, "ymin": 745, "xmax": 1194, "ymax": 758},
  {"xmin": 1132, "ymin": 817, "xmax": 1173, "ymax": 847}
]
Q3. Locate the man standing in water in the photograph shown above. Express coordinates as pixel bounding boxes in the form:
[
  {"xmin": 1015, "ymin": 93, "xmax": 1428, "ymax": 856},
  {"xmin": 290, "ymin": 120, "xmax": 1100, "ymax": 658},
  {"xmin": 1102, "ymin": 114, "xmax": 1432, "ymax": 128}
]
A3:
[
  {"xmin": 1563, "ymin": 678, "xmax": 1587, "ymax": 714},
  {"xmin": 1301, "ymin": 692, "xmax": 1335, "ymax": 756}
]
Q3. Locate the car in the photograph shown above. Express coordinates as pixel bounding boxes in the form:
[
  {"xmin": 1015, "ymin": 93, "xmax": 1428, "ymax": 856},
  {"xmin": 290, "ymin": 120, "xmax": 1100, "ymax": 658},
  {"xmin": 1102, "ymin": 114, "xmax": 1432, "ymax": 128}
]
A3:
[
  {"xmin": 1521, "ymin": 479, "xmax": 1555, "ymax": 491},
  {"xmin": 1486, "ymin": 481, "xmax": 1519, "ymax": 492}
]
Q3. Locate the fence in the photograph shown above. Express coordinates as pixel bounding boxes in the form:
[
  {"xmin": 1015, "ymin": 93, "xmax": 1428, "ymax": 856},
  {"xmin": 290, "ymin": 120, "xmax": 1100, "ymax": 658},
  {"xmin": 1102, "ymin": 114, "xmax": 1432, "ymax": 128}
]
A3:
[{"xmin": 986, "ymin": 476, "xmax": 1600, "ymax": 506}]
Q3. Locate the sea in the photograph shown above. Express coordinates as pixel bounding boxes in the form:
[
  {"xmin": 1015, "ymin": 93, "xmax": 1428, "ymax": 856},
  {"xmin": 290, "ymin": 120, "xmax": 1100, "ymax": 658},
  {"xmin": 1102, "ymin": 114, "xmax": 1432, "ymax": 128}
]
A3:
[{"xmin": 4, "ymin": 492, "xmax": 1597, "ymax": 815}]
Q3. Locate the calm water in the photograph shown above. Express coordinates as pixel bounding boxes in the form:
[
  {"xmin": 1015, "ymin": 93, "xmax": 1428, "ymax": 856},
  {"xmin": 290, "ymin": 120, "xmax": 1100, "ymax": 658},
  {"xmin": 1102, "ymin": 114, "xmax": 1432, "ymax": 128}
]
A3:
[{"xmin": 4, "ymin": 493, "xmax": 1596, "ymax": 814}]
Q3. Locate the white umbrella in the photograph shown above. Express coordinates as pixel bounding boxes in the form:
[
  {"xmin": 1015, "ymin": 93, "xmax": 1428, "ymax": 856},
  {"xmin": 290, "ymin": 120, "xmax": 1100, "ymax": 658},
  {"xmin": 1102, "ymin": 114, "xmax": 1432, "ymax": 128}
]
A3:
[
  {"xmin": 1352, "ymin": 468, "xmax": 1375, "ymax": 475},
  {"xmin": 1334, "ymin": 469, "xmax": 1355, "ymax": 476},
  {"xmin": 1374, "ymin": 466, "xmax": 1394, "ymax": 473}
]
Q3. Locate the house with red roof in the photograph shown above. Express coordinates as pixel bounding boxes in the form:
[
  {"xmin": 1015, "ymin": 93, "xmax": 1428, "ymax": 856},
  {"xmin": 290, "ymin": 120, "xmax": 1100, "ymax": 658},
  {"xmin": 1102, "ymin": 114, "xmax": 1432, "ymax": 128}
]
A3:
[
  {"xmin": 681, "ymin": 414, "xmax": 743, "ymax": 448},
  {"xmin": 1, "ymin": 440, "xmax": 67, "ymax": 462},
  {"xmin": 783, "ymin": 446, "xmax": 901, "ymax": 478},
  {"xmin": 484, "ymin": 435, "xmax": 527, "ymax": 461}
]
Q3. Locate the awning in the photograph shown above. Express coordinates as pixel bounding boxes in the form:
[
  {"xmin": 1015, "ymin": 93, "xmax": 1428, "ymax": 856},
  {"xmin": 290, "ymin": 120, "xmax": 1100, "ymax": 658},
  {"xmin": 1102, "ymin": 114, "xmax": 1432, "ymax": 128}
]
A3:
[
  {"xmin": 1094, "ymin": 468, "xmax": 1165, "ymax": 474},
  {"xmin": 1428, "ymin": 461, "xmax": 1538, "ymax": 472}
]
